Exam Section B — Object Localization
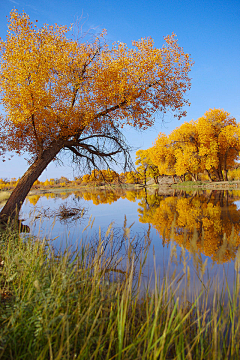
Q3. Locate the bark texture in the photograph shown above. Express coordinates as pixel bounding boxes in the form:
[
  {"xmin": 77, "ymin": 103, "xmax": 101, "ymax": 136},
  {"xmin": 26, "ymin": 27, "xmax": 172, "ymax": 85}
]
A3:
[{"xmin": 0, "ymin": 141, "xmax": 63, "ymax": 223}]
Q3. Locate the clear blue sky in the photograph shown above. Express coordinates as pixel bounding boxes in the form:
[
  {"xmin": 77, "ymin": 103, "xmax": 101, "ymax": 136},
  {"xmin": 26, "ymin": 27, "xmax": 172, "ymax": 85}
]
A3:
[{"xmin": 1, "ymin": 0, "xmax": 240, "ymax": 180}]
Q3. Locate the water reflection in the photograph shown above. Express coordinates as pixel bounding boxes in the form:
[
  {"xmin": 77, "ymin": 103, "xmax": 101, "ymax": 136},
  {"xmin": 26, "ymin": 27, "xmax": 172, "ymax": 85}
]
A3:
[
  {"xmin": 138, "ymin": 190, "xmax": 240, "ymax": 264},
  {"xmin": 26, "ymin": 188, "xmax": 240, "ymax": 264}
]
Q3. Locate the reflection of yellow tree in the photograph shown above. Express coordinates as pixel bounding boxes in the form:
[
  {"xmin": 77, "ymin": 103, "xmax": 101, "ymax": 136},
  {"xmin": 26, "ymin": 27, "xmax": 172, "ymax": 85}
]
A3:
[
  {"xmin": 27, "ymin": 192, "xmax": 73, "ymax": 205},
  {"xmin": 83, "ymin": 191, "xmax": 121, "ymax": 205},
  {"xmin": 139, "ymin": 192, "xmax": 240, "ymax": 263},
  {"xmin": 122, "ymin": 189, "xmax": 146, "ymax": 202},
  {"xmin": 27, "ymin": 188, "xmax": 148, "ymax": 207},
  {"xmin": 28, "ymin": 188, "xmax": 150, "ymax": 205},
  {"xmin": 74, "ymin": 188, "xmax": 147, "ymax": 205},
  {"xmin": 43, "ymin": 192, "xmax": 72, "ymax": 200},
  {"xmin": 45, "ymin": 193, "xmax": 57, "ymax": 200},
  {"xmin": 27, "ymin": 195, "xmax": 40, "ymax": 206},
  {"xmin": 137, "ymin": 193, "xmax": 162, "ymax": 220}
]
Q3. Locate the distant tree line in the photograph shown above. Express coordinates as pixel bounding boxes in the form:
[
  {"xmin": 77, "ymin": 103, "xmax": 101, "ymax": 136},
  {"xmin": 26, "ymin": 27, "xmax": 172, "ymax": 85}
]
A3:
[
  {"xmin": 1, "ymin": 108, "xmax": 240, "ymax": 191},
  {"xmin": 140, "ymin": 108, "xmax": 240, "ymax": 183}
]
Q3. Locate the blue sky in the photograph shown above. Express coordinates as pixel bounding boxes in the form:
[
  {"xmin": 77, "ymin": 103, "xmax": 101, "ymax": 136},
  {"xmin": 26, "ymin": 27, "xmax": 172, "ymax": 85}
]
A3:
[{"xmin": 0, "ymin": 0, "xmax": 240, "ymax": 180}]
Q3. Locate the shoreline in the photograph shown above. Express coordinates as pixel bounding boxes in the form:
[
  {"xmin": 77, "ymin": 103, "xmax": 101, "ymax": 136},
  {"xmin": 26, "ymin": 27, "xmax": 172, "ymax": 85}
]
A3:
[
  {"xmin": 170, "ymin": 180, "xmax": 240, "ymax": 191},
  {"xmin": 1, "ymin": 180, "xmax": 240, "ymax": 201}
]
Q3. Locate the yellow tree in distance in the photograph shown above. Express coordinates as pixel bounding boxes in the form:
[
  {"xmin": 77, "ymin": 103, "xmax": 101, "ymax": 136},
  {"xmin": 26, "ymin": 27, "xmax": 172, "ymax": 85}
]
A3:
[
  {"xmin": 170, "ymin": 120, "xmax": 201, "ymax": 181},
  {"xmin": 196, "ymin": 109, "xmax": 240, "ymax": 181},
  {"xmin": 0, "ymin": 10, "xmax": 193, "ymax": 222},
  {"xmin": 150, "ymin": 133, "xmax": 177, "ymax": 180},
  {"xmin": 135, "ymin": 149, "xmax": 160, "ymax": 185},
  {"xmin": 150, "ymin": 109, "xmax": 240, "ymax": 182}
]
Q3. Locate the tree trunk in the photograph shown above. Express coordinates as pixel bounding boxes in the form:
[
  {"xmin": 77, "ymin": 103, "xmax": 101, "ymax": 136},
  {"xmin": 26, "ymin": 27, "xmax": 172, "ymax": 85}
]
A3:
[
  {"xmin": 0, "ymin": 141, "xmax": 63, "ymax": 223},
  {"xmin": 213, "ymin": 168, "xmax": 223, "ymax": 182},
  {"xmin": 205, "ymin": 169, "xmax": 213, "ymax": 182},
  {"xmin": 217, "ymin": 163, "xmax": 224, "ymax": 181},
  {"xmin": 144, "ymin": 170, "xmax": 147, "ymax": 186},
  {"xmin": 223, "ymin": 154, "xmax": 228, "ymax": 181},
  {"xmin": 224, "ymin": 169, "xmax": 228, "ymax": 181},
  {"xmin": 190, "ymin": 173, "xmax": 197, "ymax": 181}
]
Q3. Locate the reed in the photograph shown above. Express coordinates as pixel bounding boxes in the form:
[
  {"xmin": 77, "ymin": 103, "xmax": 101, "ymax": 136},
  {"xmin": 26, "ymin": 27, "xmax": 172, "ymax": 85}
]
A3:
[{"xmin": 0, "ymin": 221, "xmax": 240, "ymax": 359}]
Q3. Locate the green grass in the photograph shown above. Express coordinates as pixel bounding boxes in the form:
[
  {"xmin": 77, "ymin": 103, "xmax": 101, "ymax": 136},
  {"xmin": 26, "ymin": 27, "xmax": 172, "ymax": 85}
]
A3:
[
  {"xmin": 0, "ymin": 222, "xmax": 240, "ymax": 359},
  {"xmin": 172, "ymin": 181, "xmax": 205, "ymax": 189}
]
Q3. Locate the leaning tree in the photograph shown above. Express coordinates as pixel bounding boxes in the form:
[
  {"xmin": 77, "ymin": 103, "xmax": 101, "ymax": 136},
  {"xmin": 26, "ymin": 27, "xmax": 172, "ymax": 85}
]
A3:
[{"xmin": 0, "ymin": 10, "xmax": 193, "ymax": 222}]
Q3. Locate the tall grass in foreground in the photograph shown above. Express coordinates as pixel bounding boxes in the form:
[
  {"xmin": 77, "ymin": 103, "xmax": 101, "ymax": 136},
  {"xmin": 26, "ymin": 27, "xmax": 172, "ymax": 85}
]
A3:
[{"xmin": 0, "ymin": 222, "xmax": 240, "ymax": 359}]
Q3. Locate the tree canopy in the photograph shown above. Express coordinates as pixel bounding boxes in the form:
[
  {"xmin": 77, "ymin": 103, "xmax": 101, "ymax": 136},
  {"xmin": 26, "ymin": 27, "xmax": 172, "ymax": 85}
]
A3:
[
  {"xmin": 150, "ymin": 108, "xmax": 240, "ymax": 182},
  {"xmin": 135, "ymin": 149, "xmax": 160, "ymax": 185},
  {"xmin": 0, "ymin": 10, "xmax": 193, "ymax": 222}
]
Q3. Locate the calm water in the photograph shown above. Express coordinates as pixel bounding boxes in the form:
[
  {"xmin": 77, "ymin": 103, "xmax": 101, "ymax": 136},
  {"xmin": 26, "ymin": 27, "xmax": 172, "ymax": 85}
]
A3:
[{"xmin": 19, "ymin": 187, "xmax": 240, "ymax": 297}]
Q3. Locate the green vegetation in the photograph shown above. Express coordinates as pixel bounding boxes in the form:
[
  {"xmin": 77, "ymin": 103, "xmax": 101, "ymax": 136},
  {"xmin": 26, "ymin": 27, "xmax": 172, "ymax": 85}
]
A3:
[
  {"xmin": 172, "ymin": 180, "xmax": 205, "ymax": 187},
  {"xmin": 172, "ymin": 180, "xmax": 240, "ymax": 191},
  {"xmin": 1, "ymin": 222, "xmax": 240, "ymax": 359},
  {"xmin": 171, "ymin": 180, "xmax": 207, "ymax": 190}
]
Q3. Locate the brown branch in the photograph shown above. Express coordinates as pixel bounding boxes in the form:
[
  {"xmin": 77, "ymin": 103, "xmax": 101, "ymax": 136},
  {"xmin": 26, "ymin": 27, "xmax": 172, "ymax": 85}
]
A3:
[
  {"xmin": 66, "ymin": 144, "xmax": 121, "ymax": 158},
  {"xmin": 31, "ymin": 114, "xmax": 43, "ymax": 155},
  {"xmin": 71, "ymin": 47, "xmax": 101, "ymax": 108},
  {"xmin": 94, "ymin": 99, "xmax": 127, "ymax": 120}
]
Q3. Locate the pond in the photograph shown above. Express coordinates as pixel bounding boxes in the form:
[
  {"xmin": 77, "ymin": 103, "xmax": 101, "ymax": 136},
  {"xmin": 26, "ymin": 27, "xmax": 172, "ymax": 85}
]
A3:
[{"xmin": 19, "ymin": 187, "xmax": 240, "ymax": 300}]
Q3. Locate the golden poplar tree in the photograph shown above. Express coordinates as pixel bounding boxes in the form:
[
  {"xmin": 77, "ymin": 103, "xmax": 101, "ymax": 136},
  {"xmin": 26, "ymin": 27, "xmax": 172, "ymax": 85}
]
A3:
[
  {"xmin": 170, "ymin": 121, "xmax": 202, "ymax": 181},
  {"xmin": 150, "ymin": 108, "xmax": 239, "ymax": 182},
  {"xmin": 150, "ymin": 133, "xmax": 177, "ymax": 180},
  {"xmin": 0, "ymin": 10, "xmax": 193, "ymax": 221},
  {"xmin": 196, "ymin": 109, "xmax": 240, "ymax": 181},
  {"xmin": 135, "ymin": 149, "xmax": 160, "ymax": 185}
]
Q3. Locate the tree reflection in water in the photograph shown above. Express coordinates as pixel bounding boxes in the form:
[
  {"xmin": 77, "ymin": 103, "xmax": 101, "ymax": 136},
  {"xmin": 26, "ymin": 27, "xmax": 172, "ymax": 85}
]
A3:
[
  {"xmin": 138, "ymin": 190, "xmax": 240, "ymax": 264},
  {"xmin": 26, "ymin": 188, "xmax": 240, "ymax": 264}
]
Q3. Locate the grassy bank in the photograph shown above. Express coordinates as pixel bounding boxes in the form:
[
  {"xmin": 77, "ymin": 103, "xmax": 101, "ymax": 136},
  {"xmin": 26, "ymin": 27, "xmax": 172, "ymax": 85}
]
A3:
[
  {"xmin": 0, "ymin": 224, "xmax": 240, "ymax": 359},
  {"xmin": 171, "ymin": 180, "xmax": 240, "ymax": 191}
]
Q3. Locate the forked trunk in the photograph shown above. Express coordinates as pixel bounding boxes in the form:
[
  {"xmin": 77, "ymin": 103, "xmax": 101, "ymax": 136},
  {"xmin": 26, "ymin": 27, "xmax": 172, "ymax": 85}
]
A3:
[
  {"xmin": 213, "ymin": 167, "xmax": 223, "ymax": 182},
  {"xmin": 190, "ymin": 173, "xmax": 197, "ymax": 181},
  {"xmin": 0, "ymin": 141, "xmax": 63, "ymax": 223}
]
